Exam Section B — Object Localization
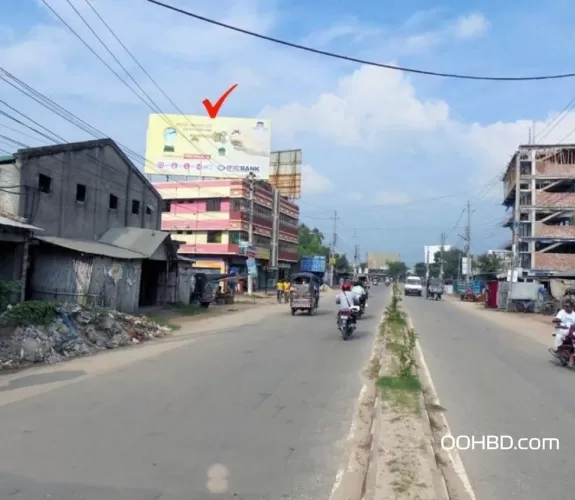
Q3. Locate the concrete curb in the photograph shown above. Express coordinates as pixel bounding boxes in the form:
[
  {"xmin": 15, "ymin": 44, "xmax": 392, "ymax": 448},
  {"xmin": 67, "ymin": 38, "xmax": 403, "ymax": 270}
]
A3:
[{"xmin": 329, "ymin": 307, "xmax": 387, "ymax": 500}]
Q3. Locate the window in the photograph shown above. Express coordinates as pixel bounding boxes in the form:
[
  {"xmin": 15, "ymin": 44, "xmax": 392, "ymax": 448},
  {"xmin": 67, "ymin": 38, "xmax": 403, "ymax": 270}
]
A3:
[
  {"xmin": 109, "ymin": 194, "xmax": 118, "ymax": 210},
  {"xmin": 207, "ymin": 231, "xmax": 223, "ymax": 243},
  {"xmin": 145, "ymin": 204, "xmax": 154, "ymax": 215},
  {"xmin": 132, "ymin": 199, "xmax": 140, "ymax": 215},
  {"xmin": 231, "ymin": 199, "xmax": 248, "ymax": 211},
  {"xmin": 38, "ymin": 173, "xmax": 51, "ymax": 193},
  {"xmin": 206, "ymin": 198, "xmax": 221, "ymax": 211},
  {"xmin": 75, "ymin": 184, "xmax": 86, "ymax": 203},
  {"xmin": 162, "ymin": 200, "xmax": 171, "ymax": 212},
  {"xmin": 229, "ymin": 231, "xmax": 248, "ymax": 244}
]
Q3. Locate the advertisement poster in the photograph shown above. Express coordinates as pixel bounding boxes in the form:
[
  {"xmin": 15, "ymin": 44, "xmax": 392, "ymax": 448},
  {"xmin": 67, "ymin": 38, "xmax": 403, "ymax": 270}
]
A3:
[
  {"xmin": 145, "ymin": 114, "xmax": 271, "ymax": 179},
  {"xmin": 246, "ymin": 257, "xmax": 258, "ymax": 277}
]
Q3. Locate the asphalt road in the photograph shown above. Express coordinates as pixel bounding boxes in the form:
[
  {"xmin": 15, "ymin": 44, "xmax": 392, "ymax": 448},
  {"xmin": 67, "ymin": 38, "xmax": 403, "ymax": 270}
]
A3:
[
  {"xmin": 0, "ymin": 286, "xmax": 389, "ymax": 500},
  {"xmin": 403, "ymin": 294, "xmax": 573, "ymax": 500}
]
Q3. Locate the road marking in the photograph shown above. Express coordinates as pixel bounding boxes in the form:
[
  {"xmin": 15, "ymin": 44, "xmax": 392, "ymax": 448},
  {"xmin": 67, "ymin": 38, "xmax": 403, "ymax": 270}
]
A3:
[{"xmin": 409, "ymin": 315, "xmax": 477, "ymax": 500}]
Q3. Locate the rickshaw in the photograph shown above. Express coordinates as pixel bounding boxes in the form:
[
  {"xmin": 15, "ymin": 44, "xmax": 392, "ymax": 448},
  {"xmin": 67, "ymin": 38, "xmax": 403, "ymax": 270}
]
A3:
[{"xmin": 289, "ymin": 272, "xmax": 320, "ymax": 316}]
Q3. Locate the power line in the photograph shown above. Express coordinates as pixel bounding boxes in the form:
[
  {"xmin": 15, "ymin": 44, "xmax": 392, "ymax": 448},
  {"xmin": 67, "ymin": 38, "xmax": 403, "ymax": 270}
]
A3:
[{"xmin": 147, "ymin": 0, "xmax": 575, "ymax": 82}]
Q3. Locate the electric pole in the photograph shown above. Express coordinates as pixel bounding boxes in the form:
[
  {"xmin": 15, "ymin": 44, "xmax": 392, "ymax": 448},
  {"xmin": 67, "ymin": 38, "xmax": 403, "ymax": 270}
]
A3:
[
  {"xmin": 439, "ymin": 232, "xmax": 446, "ymax": 280},
  {"xmin": 247, "ymin": 172, "xmax": 255, "ymax": 295},
  {"xmin": 353, "ymin": 229, "xmax": 359, "ymax": 276},
  {"xmin": 329, "ymin": 210, "xmax": 338, "ymax": 286},
  {"xmin": 458, "ymin": 200, "xmax": 472, "ymax": 286}
]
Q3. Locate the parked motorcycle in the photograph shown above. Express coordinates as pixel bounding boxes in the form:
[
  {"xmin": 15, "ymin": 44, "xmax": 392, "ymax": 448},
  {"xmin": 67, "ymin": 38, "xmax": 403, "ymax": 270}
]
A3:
[
  {"xmin": 338, "ymin": 308, "xmax": 358, "ymax": 340},
  {"xmin": 550, "ymin": 323, "xmax": 575, "ymax": 366}
]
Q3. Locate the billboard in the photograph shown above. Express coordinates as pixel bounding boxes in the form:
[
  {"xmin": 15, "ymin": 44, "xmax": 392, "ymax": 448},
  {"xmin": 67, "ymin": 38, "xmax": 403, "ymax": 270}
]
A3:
[
  {"xmin": 145, "ymin": 114, "xmax": 271, "ymax": 179},
  {"xmin": 367, "ymin": 252, "xmax": 400, "ymax": 270},
  {"xmin": 424, "ymin": 245, "xmax": 452, "ymax": 264},
  {"xmin": 269, "ymin": 149, "xmax": 302, "ymax": 199}
]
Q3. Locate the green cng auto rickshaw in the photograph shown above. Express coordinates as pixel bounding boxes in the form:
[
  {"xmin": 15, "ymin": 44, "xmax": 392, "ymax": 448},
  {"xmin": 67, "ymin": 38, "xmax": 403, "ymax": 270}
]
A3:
[{"xmin": 289, "ymin": 272, "xmax": 320, "ymax": 316}]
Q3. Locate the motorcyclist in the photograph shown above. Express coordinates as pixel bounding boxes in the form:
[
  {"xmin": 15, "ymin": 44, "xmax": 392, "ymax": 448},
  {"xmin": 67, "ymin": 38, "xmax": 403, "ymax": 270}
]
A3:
[
  {"xmin": 335, "ymin": 282, "xmax": 359, "ymax": 325},
  {"xmin": 351, "ymin": 281, "xmax": 367, "ymax": 309},
  {"xmin": 551, "ymin": 298, "xmax": 575, "ymax": 362}
]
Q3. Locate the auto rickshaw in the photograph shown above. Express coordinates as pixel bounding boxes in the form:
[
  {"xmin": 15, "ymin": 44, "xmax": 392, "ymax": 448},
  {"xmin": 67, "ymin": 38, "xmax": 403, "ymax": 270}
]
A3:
[{"xmin": 289, "ymin": 272, "xmax": 320, "ymax": 316}]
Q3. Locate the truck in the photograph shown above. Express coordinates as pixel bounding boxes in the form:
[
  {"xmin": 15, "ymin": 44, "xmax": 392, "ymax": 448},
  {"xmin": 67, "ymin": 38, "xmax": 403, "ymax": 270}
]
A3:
[{"xmin": 299, "ymin": 255, "xmax": 326, "ymax": 273}]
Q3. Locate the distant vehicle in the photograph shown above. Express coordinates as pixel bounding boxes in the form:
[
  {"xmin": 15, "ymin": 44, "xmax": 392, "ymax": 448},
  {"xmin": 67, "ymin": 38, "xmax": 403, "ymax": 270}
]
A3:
[{"xmin": 404, "ymin": 276, "xmax": 423, "ymax": 297}]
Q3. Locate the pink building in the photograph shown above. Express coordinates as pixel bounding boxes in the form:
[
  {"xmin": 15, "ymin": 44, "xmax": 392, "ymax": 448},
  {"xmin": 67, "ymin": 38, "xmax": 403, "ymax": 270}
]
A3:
[{"xmin": 153, "ymin": 179, "xmax": 299, "ymax": 279}]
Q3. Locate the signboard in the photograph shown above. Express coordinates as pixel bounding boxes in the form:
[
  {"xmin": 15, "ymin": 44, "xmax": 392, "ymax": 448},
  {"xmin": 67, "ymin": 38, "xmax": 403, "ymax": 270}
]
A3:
[
  {"xmin": 246, "ymin": 257, "xmax": 258, "ymax": 277},
  {"xmin": 461, "ymin": 257, "xmax": 472, "ymax": 276},
  {"xmin": 239, "ymin": 241, "xmax": 256, "ymax": 257},
  {"xmin": 329, "ymin": 256, "xmax": 336, "ymax": 265},
  {"xmin": 145, "ymin": 114, "xmax": 271, "ymax": 179}
]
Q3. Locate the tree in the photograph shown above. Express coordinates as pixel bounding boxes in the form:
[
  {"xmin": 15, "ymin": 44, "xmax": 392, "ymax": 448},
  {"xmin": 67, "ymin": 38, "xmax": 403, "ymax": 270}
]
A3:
[
  {"xmin": 298, "ymin": 223, "xmax": 329, "ymax": 257},
  {"xmin": 414, "ymin": 262, "xmax": 427, "ymax": 278},
  {"xmin": 433, "ymin": 248, "xmax": 465, "ymax": 280},
  {"xmin": 387, "ymin": 261, "xmax": 408, "ymax": 279},
  {"xmin": 334, "ymin": 253, "xmax": 350, "ymax": 271},
  {"xmin": 476, "ymin": 253, "xmax": 503, "ymax": 274}
]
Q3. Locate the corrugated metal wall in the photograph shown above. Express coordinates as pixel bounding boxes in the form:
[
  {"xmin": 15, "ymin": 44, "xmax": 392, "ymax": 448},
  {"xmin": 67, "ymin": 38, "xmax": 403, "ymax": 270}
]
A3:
[{"xmin": 29, "ymin": 247, "xmax": 142, "ymax": 313}]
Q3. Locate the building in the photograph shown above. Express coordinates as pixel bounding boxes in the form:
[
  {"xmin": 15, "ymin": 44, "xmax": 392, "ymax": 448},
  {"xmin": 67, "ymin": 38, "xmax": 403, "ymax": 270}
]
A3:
[
  {"xmin": 502, "ymin": 144, "xmax": 575, "ymax": 274},
  {"xmin": 367, "ymin": 252, "xmax": 401, "ymax": 270},
  {"xmin": 0, "ymin": 213, "xmax": 42, "ymax": 303},
  {"xmin": 0, "ymin": 139, "xmax": 162, "ymax": 239},
  {"xmin": 424, "ymin": 245, "xmax": 452, "ymax": 264},
  {"xmin": 0, "ymin": 140, "xmax": 184, "ymax": 311},
  {"xmin": 153, "ymin": 179, "xmax": 300, "ymax": 283}
]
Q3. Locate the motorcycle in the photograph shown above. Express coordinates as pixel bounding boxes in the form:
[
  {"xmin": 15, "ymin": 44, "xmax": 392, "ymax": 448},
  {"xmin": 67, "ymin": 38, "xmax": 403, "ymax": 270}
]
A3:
[
  {"xmin": 550, "ymin": 323, "xmax": 575, "ymax": 366},
  {"xmin": 338, "ymin": 308, "xmax": 358, "ymax": 340}
]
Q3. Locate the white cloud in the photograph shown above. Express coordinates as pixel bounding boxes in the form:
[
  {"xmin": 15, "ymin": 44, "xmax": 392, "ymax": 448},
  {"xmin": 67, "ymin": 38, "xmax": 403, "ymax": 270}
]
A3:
[
  {"xmin": 451, "ymin": 13, "xmax": 490, "ymax": 39},
  {"xmin": 347, "ymin": 192, "xmax": 363, "ymax": 201},
  {"xmin": 301, "ymin": 164, "xmax": 333, "ymax": 194},
  {"xmin": 375, "ymin": 191, "xmax": 412, "ymax": 206}
]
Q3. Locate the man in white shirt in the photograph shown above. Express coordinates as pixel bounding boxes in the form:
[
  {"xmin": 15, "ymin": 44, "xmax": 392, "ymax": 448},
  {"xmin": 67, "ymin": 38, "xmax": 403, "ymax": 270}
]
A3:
[
  {"xmin": 351, "ymin": 281, "xmax": 367, "ymax": 307},
  {"xmin": 552, "ymin": 299, "xmax": 575, "ymax": 352}
]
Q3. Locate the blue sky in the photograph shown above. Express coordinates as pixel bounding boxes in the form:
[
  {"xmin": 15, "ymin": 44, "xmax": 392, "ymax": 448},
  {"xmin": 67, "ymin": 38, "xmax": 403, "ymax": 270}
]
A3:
[{"xmin": 2, "ymin": 0, "xmax": 575, "ymax": 264}]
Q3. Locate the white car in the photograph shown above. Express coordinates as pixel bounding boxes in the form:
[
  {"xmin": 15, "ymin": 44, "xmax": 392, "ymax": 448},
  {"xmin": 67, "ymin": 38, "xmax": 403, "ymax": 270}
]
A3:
[{"xmin": 404, "ymin": 276, "xmax": 423, "ymax": 297}]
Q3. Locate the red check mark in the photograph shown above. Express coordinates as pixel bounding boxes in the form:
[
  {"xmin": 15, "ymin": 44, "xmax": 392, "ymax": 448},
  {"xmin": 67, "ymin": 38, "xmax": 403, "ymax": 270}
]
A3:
[{"xmin": 202, "ymin": 84, "xmax": 238, "ymax": 119}]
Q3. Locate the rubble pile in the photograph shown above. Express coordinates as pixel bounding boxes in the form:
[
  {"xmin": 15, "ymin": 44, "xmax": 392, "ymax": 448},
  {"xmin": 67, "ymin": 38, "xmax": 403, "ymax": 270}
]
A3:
[{"xmin": 0, "ymin": 302, "xmax": 172, "ymax": 370}]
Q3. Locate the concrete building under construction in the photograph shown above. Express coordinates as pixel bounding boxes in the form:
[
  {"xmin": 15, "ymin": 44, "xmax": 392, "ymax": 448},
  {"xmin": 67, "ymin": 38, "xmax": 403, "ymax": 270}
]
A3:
[{"xmin": 502, "ymin": 144, "xmax": 575, "ymax": 274}]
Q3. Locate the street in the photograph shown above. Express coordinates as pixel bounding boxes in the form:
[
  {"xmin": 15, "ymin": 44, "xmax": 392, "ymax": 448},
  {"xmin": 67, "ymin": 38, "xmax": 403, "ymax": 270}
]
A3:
[
  {"xmin": 404, "ymin": 295, "xmax": 572, "ymax": 500},
  {"xmin": 0, "ymin": 287, "xmax": 388, "ymax": 500}
]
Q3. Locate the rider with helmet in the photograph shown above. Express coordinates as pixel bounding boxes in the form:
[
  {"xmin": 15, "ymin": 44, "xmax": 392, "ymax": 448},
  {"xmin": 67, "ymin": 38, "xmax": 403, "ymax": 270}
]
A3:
[{"xmin": 335, "ymin": 282, "xmax": 359, "ymax": 325}]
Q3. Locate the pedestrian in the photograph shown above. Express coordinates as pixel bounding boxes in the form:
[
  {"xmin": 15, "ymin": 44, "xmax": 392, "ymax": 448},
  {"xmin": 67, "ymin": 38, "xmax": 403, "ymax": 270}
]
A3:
[
  {"xmin": 276, "ymin": 279, "xmax": 284, "ymax": 303},
  {"xmin": 283, "ymin": 280, "xmax": 291, "ymax": 303}
]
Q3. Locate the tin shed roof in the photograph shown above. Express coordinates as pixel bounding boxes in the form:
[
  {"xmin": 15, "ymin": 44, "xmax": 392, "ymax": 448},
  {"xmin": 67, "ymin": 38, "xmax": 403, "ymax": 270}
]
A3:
[
  {"xmin": 0, "ymin": 215, "xmax": 43, "ymax": 232},
  {"xmin": 36, "ymin": 236, "xmax": 144, "ymax": 260},
  {"xmin": 99, "ymin": 227, "xmax": 171, "ymax": 258}
]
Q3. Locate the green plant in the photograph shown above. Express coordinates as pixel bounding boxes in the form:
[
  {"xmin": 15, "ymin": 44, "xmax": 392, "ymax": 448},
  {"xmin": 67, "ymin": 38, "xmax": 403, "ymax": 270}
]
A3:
[
  {"xmin": 1, "ymin": 300, "xmax": 57, "ymax": 326},
  {"xmin": 0, "ymin": 280, "xmax": 21, "ymax": 313}
]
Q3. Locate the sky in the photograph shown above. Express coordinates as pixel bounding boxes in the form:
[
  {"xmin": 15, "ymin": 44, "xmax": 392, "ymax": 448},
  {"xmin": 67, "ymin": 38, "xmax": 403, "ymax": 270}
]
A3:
[{"xmin": 2, "ymin": 0, "xmax": 575, "ymax": 264}]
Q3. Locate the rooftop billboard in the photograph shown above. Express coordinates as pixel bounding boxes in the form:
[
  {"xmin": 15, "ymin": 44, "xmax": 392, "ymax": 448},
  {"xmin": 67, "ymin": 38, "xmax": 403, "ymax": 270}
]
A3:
[{"xmin": 145, "ymin": 114, "xmax": 271, "ymax": 179}]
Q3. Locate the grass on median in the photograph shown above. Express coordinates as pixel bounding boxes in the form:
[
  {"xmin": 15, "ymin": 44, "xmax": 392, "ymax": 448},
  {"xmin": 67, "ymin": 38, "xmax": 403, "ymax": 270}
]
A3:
[{"xmin": 378, "ymin": 282, "xmax": 422, "ymax": 414}]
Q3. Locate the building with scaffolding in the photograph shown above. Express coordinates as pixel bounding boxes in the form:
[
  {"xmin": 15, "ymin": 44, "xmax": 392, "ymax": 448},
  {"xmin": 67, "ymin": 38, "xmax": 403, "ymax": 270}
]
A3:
[{"xmin": 502, "ymin": 144, "xmax": 575, "ymax": 274}]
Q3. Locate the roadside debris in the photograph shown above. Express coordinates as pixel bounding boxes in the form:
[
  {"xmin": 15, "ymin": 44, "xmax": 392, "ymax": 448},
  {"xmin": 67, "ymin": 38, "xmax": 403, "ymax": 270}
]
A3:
[{"xmin": 0, "ymin": 301, "xmax": 172, "ymax": 371}]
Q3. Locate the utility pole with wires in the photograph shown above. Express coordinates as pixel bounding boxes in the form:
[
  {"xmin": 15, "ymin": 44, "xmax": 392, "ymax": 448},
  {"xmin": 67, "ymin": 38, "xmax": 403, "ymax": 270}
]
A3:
[
  {"xmin": 329, "ymin": 211, "xmax": 338, "ymax": 287},
  {"xmin": 353, "ymin": 228, "xmax": 359, "ymax": 275},
  {"xmin": 439, "ymin": 232, "xmax": 446, "ymax": 280},
  {"xmin": 458, "ymin": 200, "xmax": 472, "ymax": 286},
  {"xmin": 247, "ymin": 172, "xmax": 256, "ymax": 295}
]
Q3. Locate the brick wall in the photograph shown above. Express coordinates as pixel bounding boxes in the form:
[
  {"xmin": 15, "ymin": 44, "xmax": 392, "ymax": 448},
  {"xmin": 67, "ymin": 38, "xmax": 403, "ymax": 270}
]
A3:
[{"xmin": 534, "ymin": 253, "xmax": 575, "ymax": 271}]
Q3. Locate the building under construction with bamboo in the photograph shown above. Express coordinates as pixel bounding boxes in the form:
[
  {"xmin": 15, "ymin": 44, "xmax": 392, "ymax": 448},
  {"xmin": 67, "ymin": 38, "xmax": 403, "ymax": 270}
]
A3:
[{"xmin": 502, "ymin": 144, "xmax": 575, "ymax": 274}]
